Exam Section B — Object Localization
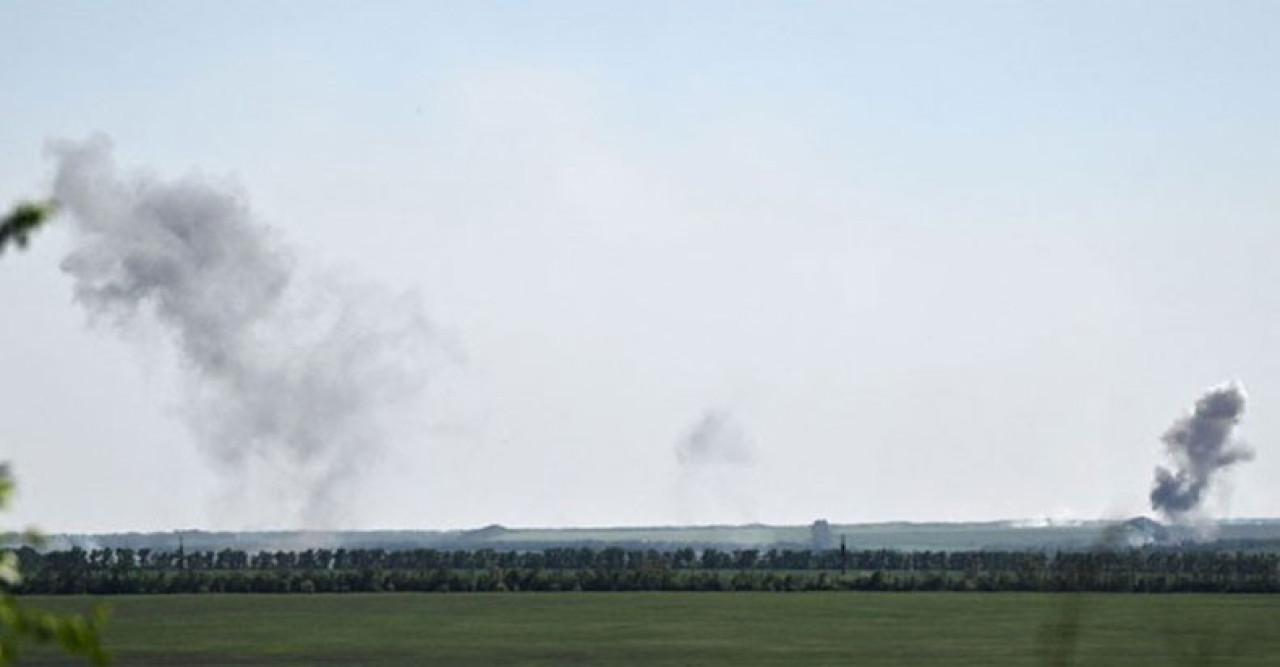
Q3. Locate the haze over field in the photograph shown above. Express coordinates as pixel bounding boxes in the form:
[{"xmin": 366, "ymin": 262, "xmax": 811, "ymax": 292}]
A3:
[{"xmin": 2, "ymin": 1, "xmax": 1278, "ymax": 532}]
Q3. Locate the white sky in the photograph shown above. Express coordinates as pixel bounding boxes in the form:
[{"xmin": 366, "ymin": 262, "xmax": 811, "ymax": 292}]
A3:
[{"xmin": 2, "ymin": 1, "xmax": 1278, "ymax": 531}]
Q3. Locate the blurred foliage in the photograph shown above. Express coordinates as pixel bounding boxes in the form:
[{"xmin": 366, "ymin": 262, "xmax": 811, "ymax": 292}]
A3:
[
  {"xmin": 2, "ymin": 200, "xmax": 108, "ymax": 663},
  {"xmin": 0, "ymin": 201, "xmax": 57, "ymax": 255},
  {"xmin": 1, "ymin": 466, "xmax": 109, "ymax": 665}
]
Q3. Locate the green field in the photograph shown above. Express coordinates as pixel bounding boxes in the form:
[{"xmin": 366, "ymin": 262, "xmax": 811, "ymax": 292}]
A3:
[{"xmin": 17, "ymin": 593, "xmax": 1280, "ymax": 665}]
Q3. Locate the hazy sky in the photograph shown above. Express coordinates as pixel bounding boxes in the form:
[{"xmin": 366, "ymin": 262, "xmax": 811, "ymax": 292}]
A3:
[{"xmin": 3, "ymin": 1, "xmax": 1278, "ymax": 531}]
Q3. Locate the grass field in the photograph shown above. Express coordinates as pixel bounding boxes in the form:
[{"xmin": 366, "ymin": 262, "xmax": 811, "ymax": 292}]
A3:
[{"xmin": 17, "ymin": 592, "xmax": 1280, "ymax": 665}]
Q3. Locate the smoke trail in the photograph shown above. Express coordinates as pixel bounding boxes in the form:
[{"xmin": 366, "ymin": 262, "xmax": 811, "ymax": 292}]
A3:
[
  {"xmin": 49, "ymin": 136, "xmax": 440, "ymax": 527},
  {"xmin": 674, "ymin": 409, "xmax": 758, "ymax": 524},
  {"xmin": 1149, "ymin": 381, "xmax": 1253, "ymax": 522},
  {"xmin": 675, "ymin": 410, "xmax": 754, "ymax": 467}
]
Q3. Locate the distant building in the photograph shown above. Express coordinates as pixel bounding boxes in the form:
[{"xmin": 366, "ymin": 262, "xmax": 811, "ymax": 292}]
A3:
[{"xmin": 810, "ymin": 519, "xmax": 833, "ymax": 550}]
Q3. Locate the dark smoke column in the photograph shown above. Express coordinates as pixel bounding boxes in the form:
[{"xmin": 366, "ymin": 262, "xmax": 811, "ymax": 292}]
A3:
[{"xmin": 1150, "ymin": 381, "xmax": 1253, "ymax": 522}]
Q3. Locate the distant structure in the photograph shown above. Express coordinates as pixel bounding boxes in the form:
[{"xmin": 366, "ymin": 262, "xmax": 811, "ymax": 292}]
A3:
[
  {"xmin": 1119, "ymin": 517, "xmax": 1171, "ymax": 547},
  {"xmin": 810, "ymin": 519, "xmax": 833, "ymax": 550}
]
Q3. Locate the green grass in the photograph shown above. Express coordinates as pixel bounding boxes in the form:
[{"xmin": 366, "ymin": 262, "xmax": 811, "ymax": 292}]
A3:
[{"xmin": 16, "ymin": 592, "xmax": 1280, "ymax": 665}]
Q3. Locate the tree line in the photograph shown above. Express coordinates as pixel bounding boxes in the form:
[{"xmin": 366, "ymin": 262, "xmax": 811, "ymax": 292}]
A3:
[{"xmin": 9, "ymin": 546, "xmax": 1280, "ymax": 595}]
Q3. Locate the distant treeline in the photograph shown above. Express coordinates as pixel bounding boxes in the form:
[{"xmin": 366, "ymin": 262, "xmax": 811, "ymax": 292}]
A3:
[
  {"xmin": 22, "ymin": 521, "xmax": 1280, "ymax": 555},
  {"xmin": 9, "ymin": 546, "xmax": 1280, "ymax": 594}
]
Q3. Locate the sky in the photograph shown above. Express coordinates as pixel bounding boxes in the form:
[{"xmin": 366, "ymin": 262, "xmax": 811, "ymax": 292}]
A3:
[{"xmin": 2, "ymin": 1, "xmax": 1278, "ymax": 532}]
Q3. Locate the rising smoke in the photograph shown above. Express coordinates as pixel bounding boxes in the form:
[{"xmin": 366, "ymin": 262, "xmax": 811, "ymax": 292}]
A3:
[
  {"xmin": 1149, "ymin": 381, "xmax": 1254, "ymax": 522},
  {"xmin": 675, "ymin": 410, "xmax": 754, "ymax": 467},
  {"xmin": 674, "ymin": 409, "xmax": 758, "ymax": 524},
  {"xmin": 49, "ymin": 137, "xmax": 441, "ymax": 527}
]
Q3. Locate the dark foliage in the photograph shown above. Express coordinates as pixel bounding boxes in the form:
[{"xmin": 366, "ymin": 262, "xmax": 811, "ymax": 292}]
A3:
[
  {"xmin": 0, "ymin": 201, "xmax": 56, "ymax": 254},
  {"xmin": 10, "ymin": 546, "xmax": 1279, "ymax": 595}
]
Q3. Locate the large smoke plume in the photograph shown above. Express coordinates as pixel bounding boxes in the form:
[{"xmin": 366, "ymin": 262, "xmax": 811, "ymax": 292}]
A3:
[
  {"xmin": 49, "ymin": 137, "xmax": 440, "ymax": 527},
  {"xmin": 1149, "ymin": 381, "xmax": 1253, "ymax": 522}
]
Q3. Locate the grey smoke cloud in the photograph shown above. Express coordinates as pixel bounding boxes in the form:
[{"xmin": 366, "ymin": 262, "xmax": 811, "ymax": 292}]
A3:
[
  {"xmin": 49, "ymin": 136, "xmax": 440, "ymax": 527},
  {"xmin": 675, "ymin": 410, "xmax": 754, "ymax": 467},
  {"xmin": 1149, "ymin": 381, "xmax": 1254, "ymax": 522},
  {"xmin": 674, "ymin": 409, "xmax": 759, "ymax": 525}
]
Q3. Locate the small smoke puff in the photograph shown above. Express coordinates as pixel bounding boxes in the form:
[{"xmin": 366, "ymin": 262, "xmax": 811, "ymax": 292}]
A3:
[
  {"xmin": 675, "ymin": 410, "xmax": 755, "ymax": 467},
  {"xmin": 1149, "ymin": 381, "xmax": 1254, "ymax": 521}
]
